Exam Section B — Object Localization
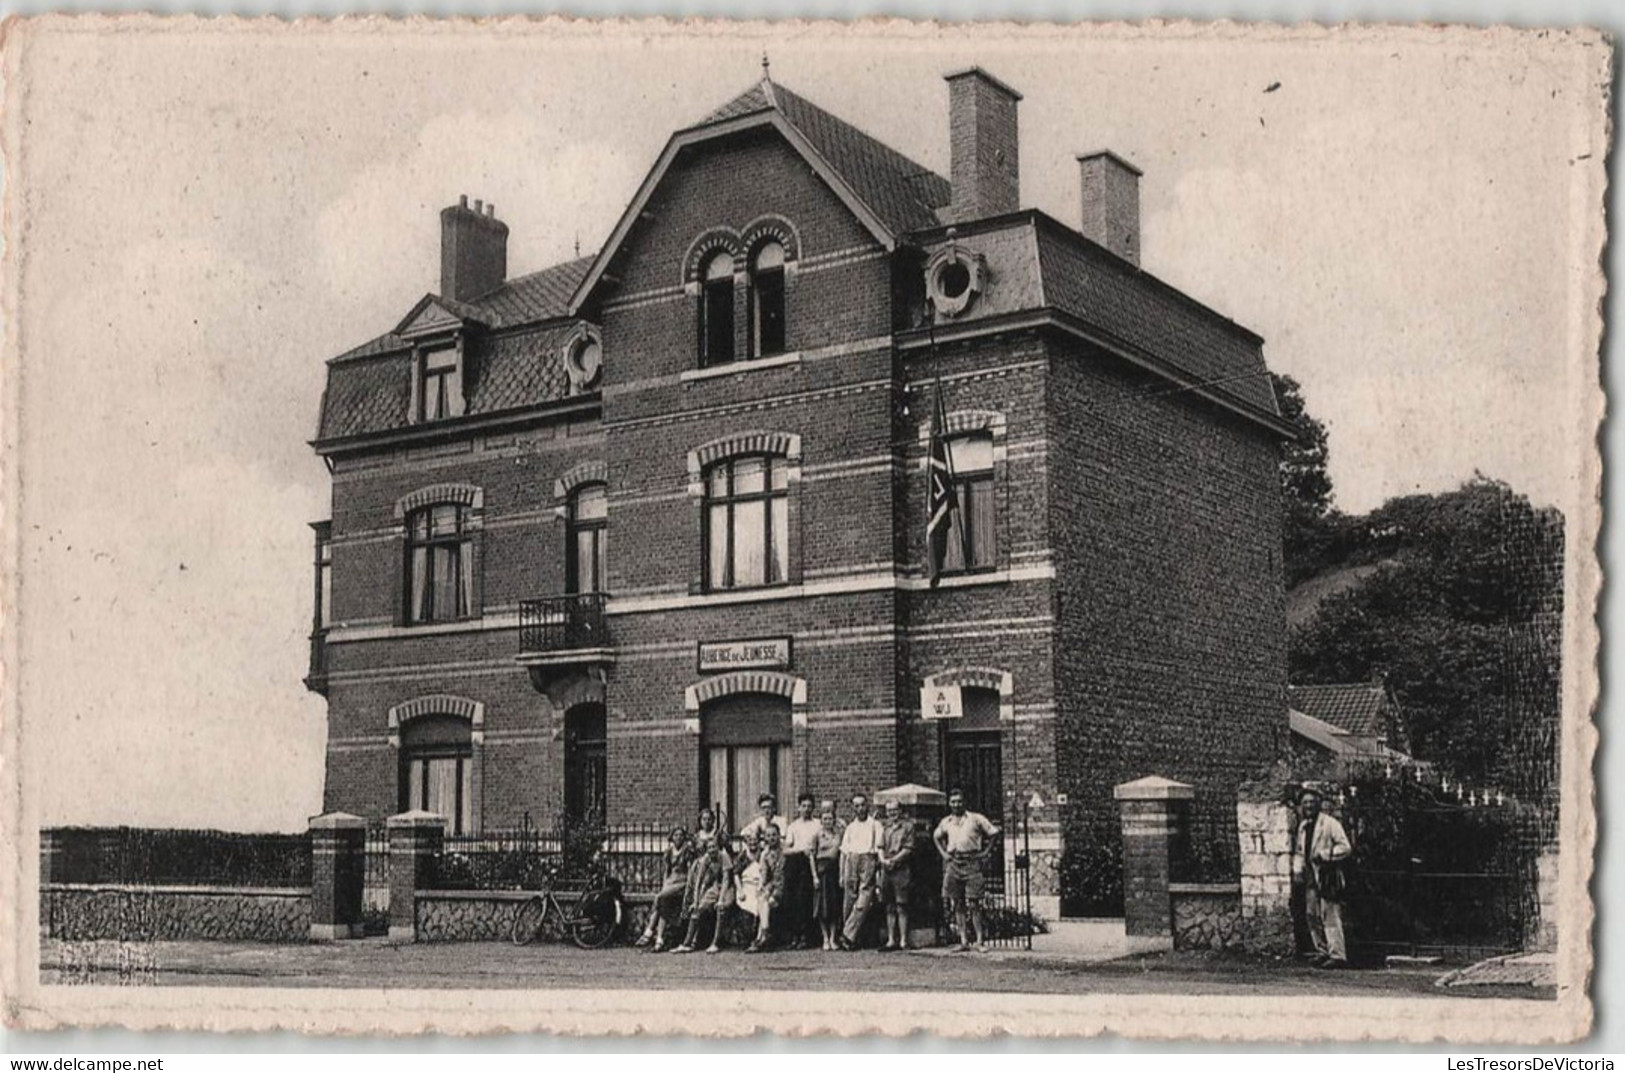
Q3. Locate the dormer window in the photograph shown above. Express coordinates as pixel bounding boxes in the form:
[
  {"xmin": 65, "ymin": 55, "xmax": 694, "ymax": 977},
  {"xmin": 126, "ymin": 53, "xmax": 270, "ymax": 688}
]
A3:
[
  {"xmin": 749, "ymin": 240, "xmax": 786, "ymax": 358},
  {"xmin": 698, "ymin": 250, "xmax": 735, "ymax": 367},
  {"xmin": 418, "ymin": 346, "xmax": 464, "ymax": 422}
]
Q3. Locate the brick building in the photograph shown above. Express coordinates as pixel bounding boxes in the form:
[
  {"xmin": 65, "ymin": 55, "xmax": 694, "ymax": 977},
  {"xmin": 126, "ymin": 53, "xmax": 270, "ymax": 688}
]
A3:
[{"xmin": 305, "ymin": 67, "xmax": 1294, "ymax": 914}]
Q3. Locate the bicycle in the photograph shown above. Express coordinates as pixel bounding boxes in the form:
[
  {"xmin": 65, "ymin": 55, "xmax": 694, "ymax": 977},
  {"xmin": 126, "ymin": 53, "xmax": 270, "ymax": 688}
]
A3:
[{"xmin": 509, "ymin": 858, "xmax": 626, "ymax": 949}]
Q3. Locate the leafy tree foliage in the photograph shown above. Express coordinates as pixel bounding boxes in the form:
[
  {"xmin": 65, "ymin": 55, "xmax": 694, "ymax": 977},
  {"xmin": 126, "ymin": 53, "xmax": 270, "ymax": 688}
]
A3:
[
  {"xmin": 1273, "ymin": 373, "xmax": 1346, "ymax": 584},
  {"xmin": 1290, "ymin": 477, "xmax": 1563, "ymax": 817}
]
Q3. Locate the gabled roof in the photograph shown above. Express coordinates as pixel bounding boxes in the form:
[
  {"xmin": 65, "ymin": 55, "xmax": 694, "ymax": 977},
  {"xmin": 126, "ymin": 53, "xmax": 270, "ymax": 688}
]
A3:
[
  {"xmin": 570, "ymin": 76, "xmax": 949, "ymax": 313},
  {"xmin": 1289, "ymin": 708, "xmax": 1412, "ymax": 762},
  {"xmin": 1288, "ymin": 683, "xmax": 1388, "ymax": 738}
]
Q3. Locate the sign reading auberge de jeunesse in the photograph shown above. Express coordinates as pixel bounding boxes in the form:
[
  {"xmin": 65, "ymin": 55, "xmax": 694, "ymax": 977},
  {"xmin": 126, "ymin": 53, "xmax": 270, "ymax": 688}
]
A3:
[{"xmin": 698, "ymin": 637, "xmax": 793, "ymax": 673}]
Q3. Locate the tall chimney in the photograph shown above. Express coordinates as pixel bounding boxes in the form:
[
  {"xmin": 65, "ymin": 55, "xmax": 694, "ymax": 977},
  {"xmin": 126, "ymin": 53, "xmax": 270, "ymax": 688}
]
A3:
[
  {"xmin": 440, "ymin": 194, "xmax": 510, "ymax": 302},
  {"xmin": 945, "ymin": 67, "xmax": 1022, "ymax": 223},
  {"xmin": 1076, "ymin": 151, "xmax": 1142, "ymax": 266}
]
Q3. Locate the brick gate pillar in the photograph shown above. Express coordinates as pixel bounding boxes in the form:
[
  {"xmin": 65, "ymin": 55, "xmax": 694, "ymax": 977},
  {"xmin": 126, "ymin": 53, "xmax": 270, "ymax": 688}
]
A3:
[
  {"xmin": 387, "ymin": 811, "xmax": 445, "ymax": 943},
  {"xmin": 1113, "ymin": 775, "xmax": 1193, "ymax": 953},
  {"xmin": 309, "ymin": 812, "xmax": 367, "ymax": 941}
]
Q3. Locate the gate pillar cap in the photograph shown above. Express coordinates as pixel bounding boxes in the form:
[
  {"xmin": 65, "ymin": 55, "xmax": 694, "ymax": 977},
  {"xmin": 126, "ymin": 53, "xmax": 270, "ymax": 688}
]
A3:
[
  {"xmin": 309, "ymin": 812, "xmax": 367, "ymax": 830},
  {"xmin": 1114, "ymin": 776, "xmax": 1195, "ymax": 802}
]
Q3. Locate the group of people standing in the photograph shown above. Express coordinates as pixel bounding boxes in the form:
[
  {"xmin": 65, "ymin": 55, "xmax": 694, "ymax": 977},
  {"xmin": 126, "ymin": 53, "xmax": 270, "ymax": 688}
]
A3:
[{"xmin": 634, "ymin": 788, "xmax": 1001, "ymax": 955}]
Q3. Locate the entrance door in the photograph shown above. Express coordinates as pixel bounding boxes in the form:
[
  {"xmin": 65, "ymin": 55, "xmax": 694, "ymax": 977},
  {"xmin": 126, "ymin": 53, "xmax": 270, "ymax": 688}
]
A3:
[
  {"xmin": 700, "ymin": 693, "xmax": 793, "ymax": 832},
  {"xmin": 564, "ymin": 704, "xmax": 607, "ymax": 826},
  {"xmin": 941, "ymin": 687, "xmax": 1005, "ymax": 889},
  {"xmin": 944, "ymin": 731, "xmax": 1002, "ymax": 815}
]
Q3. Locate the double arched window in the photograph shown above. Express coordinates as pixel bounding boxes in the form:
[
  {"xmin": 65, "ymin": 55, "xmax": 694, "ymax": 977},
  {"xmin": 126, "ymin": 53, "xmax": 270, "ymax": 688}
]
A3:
[{"xmin": 693, "ymin": 229, "xmax": 793, "ymax": 368}]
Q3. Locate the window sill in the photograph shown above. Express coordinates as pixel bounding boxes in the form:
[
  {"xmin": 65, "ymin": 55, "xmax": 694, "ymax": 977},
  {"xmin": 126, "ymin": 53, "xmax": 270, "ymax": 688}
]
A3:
[
  {"xmin": 681, "ymin": 351, "xmax": 801, "ymax": 383},
  {"xmin": 926, "ymin": 569, "xmax": 1010, "ymax": 590}
]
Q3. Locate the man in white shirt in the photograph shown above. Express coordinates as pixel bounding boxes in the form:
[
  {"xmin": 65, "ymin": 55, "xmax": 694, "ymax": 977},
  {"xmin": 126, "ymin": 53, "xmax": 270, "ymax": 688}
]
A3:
[
  {"xmin": 933, "ymin": 789, "xmax": 1000, "ymax": 952},
  {"xmin": 838, "ymin": 792, "xmax": 885, "ymax": 949},
  {"xmin": 1296, "ymin": 787, "xmax": 1353, "ymax": 968}
]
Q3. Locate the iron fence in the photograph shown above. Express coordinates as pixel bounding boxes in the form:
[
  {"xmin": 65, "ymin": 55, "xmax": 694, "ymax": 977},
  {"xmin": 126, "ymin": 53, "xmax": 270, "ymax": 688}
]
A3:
[
  {"xmin": 430, "ymin": 822, "xmax": 669, "ymax": 893},
  {"xmin": 1338, "ymin": 771, "xmax": 1542, "ymax": 963},
  {"xmin": 47, "ymin": 826, "xmax": 311, "ymax": 888}
]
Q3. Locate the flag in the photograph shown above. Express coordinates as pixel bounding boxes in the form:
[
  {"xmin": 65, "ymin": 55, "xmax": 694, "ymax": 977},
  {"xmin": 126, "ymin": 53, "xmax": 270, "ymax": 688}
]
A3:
[{"xmin": 926, "ymin": 377, "xmax": 965, "ymax": 586}]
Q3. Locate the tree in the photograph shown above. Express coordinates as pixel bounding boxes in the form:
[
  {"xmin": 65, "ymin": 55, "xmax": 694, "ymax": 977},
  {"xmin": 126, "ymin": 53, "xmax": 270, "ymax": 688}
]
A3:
[
  {"xmin": 1273, "ymin": 372, "xmax": 1344, "ymax": 584},
  {"xmin": 1290, "ymin": 477, "xmax": 1564, "ymax": 804}
]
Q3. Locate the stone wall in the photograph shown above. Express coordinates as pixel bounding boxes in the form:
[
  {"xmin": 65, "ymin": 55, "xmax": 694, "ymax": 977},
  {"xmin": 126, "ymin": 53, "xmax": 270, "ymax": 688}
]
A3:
[
  {"xmin": 415, "ymin": 890, "xmax": 655, "ymax": 943},
  {"xmin": 44, "ymin": 884, "xmax": 310, "ymax": 943},
  {"xmin": 1235, "ymin": 799, "xmax": 1295, "ymax": 955},
  {"xmin": 1170, "ymin": 883, "xmax": 1243, "ymax": 951}
]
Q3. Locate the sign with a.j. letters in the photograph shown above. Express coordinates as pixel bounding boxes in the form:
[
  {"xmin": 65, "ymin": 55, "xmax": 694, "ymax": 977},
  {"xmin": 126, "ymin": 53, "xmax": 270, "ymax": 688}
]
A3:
[
  {"xmin": 921, "ymin": 684, "xmax": 963, "ymax": 720},
  {"xmin": 698, "ymin": 637, "xmax": 792, "ymax": 673}
]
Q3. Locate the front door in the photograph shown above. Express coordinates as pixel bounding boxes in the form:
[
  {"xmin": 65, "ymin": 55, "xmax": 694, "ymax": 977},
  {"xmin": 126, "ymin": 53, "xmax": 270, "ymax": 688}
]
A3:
[
  {"xmin": 564, "ymin": 704, "xmax": 607, "ymax": 826},
  {"xmin": 943, "ymin": 730, "xmax": 1003, "ymax": 816}
]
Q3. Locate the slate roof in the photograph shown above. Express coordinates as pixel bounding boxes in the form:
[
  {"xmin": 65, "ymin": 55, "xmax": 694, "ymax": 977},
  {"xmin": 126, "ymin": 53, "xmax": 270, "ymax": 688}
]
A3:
[
  {"xmin": 326, "ymin": 257, "xmax": 595, "ymax": 367},
  {"xmin": 696, "ymin": 80, "xmax": 951, "ymax": 235},
  {"xmin": 317, "ymin": 260, "xmax": 593, "ymax": 442},
  {"xmin": 1288, "ymin": 683, "xmax": 1388, "ymax": 738},
  {"xmin": 1034, "ymin": 222, "xmax": 1278, "ymax": 415}
]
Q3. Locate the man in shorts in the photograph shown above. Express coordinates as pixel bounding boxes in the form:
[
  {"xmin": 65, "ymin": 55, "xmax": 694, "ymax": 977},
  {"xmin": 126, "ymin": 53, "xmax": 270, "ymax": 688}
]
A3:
[
  {"xmin": 933, "ymin": 788, "xmax": 1000, "ymax": 952},
  {"xmin": 877, "ymin": 800, "xmax": 915, "ymax": 950}
]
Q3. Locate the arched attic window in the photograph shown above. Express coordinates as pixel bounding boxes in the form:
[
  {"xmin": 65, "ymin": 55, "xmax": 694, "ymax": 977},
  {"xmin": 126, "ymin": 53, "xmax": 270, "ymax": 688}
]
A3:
[
  {"xmin": 748, "ymin": 240, "xmax": 786, "ymax": 359},
  {"xmin": 698, "ymin": 250, "xmax": 735, "ymax": 367}
]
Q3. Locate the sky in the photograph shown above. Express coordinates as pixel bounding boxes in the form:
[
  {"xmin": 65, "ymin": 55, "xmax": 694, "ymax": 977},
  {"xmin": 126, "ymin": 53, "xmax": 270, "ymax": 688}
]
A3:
[{"xmin": 11, "ymin": 21, "xmax": 1606, "ymax": 830}]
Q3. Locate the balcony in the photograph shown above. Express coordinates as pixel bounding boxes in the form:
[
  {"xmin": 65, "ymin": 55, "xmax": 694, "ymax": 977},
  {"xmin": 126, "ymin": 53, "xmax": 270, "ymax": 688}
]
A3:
[{"xmin": 517, "ymin": 594, "xmax": 615, "ymax": 681}]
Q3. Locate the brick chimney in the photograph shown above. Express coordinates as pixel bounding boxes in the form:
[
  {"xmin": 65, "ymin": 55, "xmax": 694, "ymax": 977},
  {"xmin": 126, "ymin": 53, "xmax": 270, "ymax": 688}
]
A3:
[
  {"xmin": 440, "ymin": 195, "xmax": 509, "ymax": 302},
  {"xmin": 1076, "ymin": 151, "xmax": 1142, "ymax": 266},
  {"xmin": 945, "ymin": 68, "xmax": 1022, "ymax": 223}
]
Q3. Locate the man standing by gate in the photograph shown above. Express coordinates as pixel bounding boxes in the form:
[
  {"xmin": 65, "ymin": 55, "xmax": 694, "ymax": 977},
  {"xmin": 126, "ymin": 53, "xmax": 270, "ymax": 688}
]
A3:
[
  {"xmin": 934, "ymin": 788, "xmax": 1000, "ymax": 952},
  {"xmin": 1296, "ymin": 786, "xmax": 1353, "ymax": 968}
]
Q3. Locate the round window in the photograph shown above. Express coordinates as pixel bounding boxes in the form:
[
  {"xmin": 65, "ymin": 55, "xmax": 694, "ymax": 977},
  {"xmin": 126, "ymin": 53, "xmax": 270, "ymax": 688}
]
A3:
[
  {"xmin": 925, "ymin": 247, "xmax": 983, "ymax": 318},
  {"xmin": 562, "ymin": 327, "xmax": 604, "ymax": 391}
]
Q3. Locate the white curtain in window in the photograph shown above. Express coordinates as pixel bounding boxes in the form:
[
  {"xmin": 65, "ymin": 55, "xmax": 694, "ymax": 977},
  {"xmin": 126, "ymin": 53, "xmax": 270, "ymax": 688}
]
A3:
[
  {"xmin": 771, "ymin": 498, "xmax": 789, "ymax": 583},
  {"xmin": 424, "ymin": 757, "xmax": 463, "ymax": 833},
  {"xmin": 411, "ymin": 546, "xmax": 430, "ymax": 621},
  {"xmin": 707, "ymin": 749, "xmax": 730, "ymax": 828},
  {"xmin": 456, "ymin": 543, "xmax": 473, "ymax": 616},
  {"xmin": 733, "ymin": 745, "xmax": 772, "ymax": 830},
  {"xmin": 708, "ymin": 505, "xmax": 730, "ymax": 589},
  {"xmin": 968, "ymin": 481, "xmax": 996, "ymax": 567},
  {"xmin": 431, "ymin": 547, "xmax": 459, "ymax": 618},
  {"xmin": 408, "ymin": 759, "xmax": 425, "ymax": 812},
  {"xmin": 733, "ymin": 500, "xmax": 767, "ymax": 586}
]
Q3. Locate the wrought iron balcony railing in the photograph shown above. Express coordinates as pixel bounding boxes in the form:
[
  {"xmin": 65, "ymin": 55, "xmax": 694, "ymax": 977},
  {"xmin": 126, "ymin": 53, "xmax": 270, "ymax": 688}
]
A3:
[{"xmin": 518, "ymin": 593, "xmax": 611, "ymax": 656}]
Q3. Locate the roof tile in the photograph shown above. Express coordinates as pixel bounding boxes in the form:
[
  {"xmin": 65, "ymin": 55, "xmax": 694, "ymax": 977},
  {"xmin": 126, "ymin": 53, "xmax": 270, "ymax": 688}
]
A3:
[{"xmin": 1287, "ymin": 683, "xmax": 1387, "ymax": 738}]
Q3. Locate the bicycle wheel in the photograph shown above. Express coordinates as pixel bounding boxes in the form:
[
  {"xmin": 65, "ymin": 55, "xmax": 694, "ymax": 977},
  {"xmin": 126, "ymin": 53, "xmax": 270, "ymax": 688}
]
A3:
[
  {"xmin": 570, "ymin": 890, "xmax": 622, "ymax": 949},
  {"xmin": 510, "ymin": 895, "xmax": 550, "ymax": 946}
]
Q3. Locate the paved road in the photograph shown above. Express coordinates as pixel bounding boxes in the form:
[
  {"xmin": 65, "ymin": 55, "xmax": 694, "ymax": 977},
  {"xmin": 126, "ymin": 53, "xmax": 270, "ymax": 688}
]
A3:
[{"xmin": 40, "ymin": 939, "xmax": 1552, "ymax": 1000}]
